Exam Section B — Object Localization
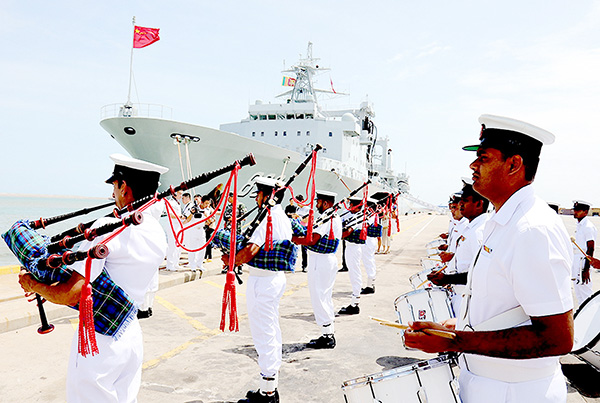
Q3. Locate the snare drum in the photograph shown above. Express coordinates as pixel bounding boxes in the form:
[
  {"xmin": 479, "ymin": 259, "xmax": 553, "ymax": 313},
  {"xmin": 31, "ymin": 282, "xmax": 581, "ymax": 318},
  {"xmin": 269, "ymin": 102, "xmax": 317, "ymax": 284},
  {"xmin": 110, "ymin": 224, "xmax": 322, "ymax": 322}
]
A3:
[
  {"xmin": 421, "ymin": 258, "xmax": 443, "ymax": 272},
  {"xmin": 409, "ymin": 268, "xmax": 435, "ymax": 290},
  {"xmin": 341, "ymin": 355, "xmax": 460, "ymax": 403},
  {"xmin": 426, "ymin": 239, "xmax": 446, "ymax": 249},
  {"xmin": 571, "ymin": 289, "xmax": 600, "ymax": 371},
  {"xmin": 394, "ymin": 287, "xmax": 455, "ymax": 324}
]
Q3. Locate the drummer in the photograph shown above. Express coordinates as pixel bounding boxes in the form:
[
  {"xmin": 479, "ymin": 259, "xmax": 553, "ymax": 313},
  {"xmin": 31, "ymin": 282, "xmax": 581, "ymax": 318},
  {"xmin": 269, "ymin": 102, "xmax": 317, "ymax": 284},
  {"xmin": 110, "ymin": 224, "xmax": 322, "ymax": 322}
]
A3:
[
  {"xmin": 405, "ymin": 114, "xmax": 574, "ymax": 402},
  {"xmin": 428, "ymin": 179, "xmax": 489, "ymax": 314},
  {"xmin": 439, "ymin": 192, "xmax": 467, "ymax": 262},
  {"xmin": 438, "ymin": 192, "xmax": 462, "ymax": 251}
]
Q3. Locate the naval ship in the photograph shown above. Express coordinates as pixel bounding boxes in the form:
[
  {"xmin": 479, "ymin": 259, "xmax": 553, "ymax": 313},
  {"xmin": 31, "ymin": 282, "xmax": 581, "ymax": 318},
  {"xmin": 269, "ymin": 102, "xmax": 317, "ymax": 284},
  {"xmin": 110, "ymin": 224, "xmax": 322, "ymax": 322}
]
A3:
[{"xmin": 100, "ymin": 43, "xmax": 416, "ymax": 212}]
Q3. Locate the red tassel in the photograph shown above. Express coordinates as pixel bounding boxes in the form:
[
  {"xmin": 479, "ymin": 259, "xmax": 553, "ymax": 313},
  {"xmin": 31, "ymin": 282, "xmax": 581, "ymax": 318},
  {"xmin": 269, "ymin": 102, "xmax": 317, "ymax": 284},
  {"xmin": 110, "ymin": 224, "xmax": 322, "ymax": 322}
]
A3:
[
  {"xmin": 388, "ymin": 222, "xmax": 392, "ymax": 236},
  {"xmin": 360, "ymin": 221, "xmax": 368, "ymax": 240},
  {"xmin": 328, "ymin": 218, "xmax": 335, "ymax": 240},
  {"xmin": 220, "ymin": 162, "xmax": 241, "ymax": 332},
  {"xmin": 374, "ymin": 213, "xmax": 379, "ymax": 226},
  {"xmin": 265, "ymin": 208, "xmax": 273, "ymax": 251},
  {"xmin": 306, "ymin": 209, "xmax": 314, "ymax": 240},
  {"xmin": 78, "ymin": 257, "xmax": 98, "ymax": 357}
]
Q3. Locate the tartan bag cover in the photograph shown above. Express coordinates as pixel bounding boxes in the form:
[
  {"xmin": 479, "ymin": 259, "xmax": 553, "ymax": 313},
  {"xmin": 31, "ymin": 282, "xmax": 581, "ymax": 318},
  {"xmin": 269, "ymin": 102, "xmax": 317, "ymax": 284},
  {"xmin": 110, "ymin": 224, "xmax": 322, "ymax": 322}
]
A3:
[
  {"xmin": 211, "ymin": 228, "xmax": 243, "ymax": 252},
  {"xmin": 248, "ymin": 240, "xmax": 298, "ymax": 272},
  {"xmin": 2, "ymin": 220, "xmax": 71, "ymax": 284},
  {"xmin": 344, "ymin": 228, "xmax": 366, "ymax": 244},
  {"xmin": 306, "ymin": 236, "xmax": 340, "ymax": 254},
  {"xmin": 367, "ymin": 223, "xmax": 383, "ymax": 238}
]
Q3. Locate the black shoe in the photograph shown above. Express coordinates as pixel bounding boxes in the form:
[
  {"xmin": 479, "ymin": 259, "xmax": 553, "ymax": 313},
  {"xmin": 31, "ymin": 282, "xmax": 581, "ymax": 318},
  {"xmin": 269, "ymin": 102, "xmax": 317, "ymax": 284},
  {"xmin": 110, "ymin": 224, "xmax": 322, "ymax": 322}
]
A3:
[
  {"xmin": 338, "ymin": 304, "xmax": 360, "ymax": 315},
  {"xmin": 238, "ymin": 389, "xmax": 279, "ymax": 403},
  {"xmin": 360, "ymin": 286, "xmax": 375, "ymax": 295},
  {"xmin": 137, "ymin": 308, "xmax": 152, "ymax": 319},
  {"xmin": 338, "ymin": 267, "xmax": 348, "ymax": 272},
  {"xmin": 306, "ymin": 335, "xmax": 336, "ymax": 349}
]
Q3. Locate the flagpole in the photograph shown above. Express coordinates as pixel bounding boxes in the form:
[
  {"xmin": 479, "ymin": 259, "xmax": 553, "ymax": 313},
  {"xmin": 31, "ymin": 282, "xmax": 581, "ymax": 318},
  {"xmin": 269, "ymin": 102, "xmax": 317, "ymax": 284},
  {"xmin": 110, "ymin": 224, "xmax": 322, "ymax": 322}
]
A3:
[{"xmin": 126, "ymin": 16, "xmax": 136, "ymax": 106}]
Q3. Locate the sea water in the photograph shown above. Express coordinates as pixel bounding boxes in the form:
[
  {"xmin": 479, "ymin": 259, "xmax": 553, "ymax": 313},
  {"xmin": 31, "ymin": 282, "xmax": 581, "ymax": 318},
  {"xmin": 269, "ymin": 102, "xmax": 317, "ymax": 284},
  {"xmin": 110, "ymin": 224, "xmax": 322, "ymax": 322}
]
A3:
[{"xmin": 0, "ymin": 194, "xmax": 111, "ymax": 267}]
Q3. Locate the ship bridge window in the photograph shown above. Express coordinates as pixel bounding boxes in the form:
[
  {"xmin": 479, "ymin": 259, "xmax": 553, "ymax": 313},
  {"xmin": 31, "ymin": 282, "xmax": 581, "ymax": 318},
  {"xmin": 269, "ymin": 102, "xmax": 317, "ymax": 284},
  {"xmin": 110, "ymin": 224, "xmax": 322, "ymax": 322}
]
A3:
[
  {"xmin": 252, "ymin": 131, "xmax": 256, "ymax": 137},
  {"xmin": 277, "ymin": 114, "xmax": 285, "ymax": 120},
  {"xmin": 329, "ymin": 131, "xmax": 333, "ymax": 137},
  {"xmin": 274, "ymin": 131, "xmax": 278, "ymax": 136},
  {"xmin": 297, "ymin": 131, "xmax": 301, "ymax": 136},
  {"xmin": 283, "ymin": 131, "xmax": 287, "ymax": 136},
  {"xmin": 261, "ymin": 131, "xmax": 265, "ymax": 137},
  {"xmin": 250, "ymin": 115, "xmax": 258, "ymax": 120},
  {"xmin": 306, "ymin": 114, "xmax": 313, "ymax": 119},
  {"xmin": 268, "ymin": 115, "xmax": 276, "ymax": 120},
  {"xmin": 306, "ymin": 131, "xmax": 310, "ymax": 136},
  {"xmin": 296, "ymin": 114, "xmax": 304, "ymax": 119},
  {"xmin": 259, "ymin": 115, "xmax": 267, "ymax": 120},
  {"xmin": 287, "ymin": 114, "xmax": 294, "ymax": 119}
]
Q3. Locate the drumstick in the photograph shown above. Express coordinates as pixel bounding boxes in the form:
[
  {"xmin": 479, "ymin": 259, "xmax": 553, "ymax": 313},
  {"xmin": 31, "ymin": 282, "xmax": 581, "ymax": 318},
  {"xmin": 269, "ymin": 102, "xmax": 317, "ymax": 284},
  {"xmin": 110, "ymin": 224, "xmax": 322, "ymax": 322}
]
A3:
[
  {"xmin": 370, "ymin": 317, "xmax": 456, "ymax": 339},
  {"xmin": 423, "ymin": 257, "xmax": 442, "ymax": 262},
  {"xmin": 571, "ymin": 237, "xmax": 592, "ymax": 261},
  {"xmin": 415, "ymin": 264, "xmax": 447, "ymax": 289}
]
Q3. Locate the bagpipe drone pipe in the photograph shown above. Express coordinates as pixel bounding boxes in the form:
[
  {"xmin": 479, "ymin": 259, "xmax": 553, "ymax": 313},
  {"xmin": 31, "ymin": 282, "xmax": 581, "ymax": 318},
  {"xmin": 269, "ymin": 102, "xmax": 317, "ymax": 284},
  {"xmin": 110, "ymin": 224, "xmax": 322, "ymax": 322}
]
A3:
[{"xmin": 1, "ymin": 154, "xmax": 256, "ymax": 340}]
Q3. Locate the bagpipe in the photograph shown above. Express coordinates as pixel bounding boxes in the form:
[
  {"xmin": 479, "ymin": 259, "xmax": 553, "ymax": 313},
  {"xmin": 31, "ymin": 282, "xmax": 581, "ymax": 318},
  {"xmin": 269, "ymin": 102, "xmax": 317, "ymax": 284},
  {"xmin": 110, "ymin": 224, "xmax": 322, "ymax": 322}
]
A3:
[
  {"xmin": 2, "ymin": 154, "xmax": 256, "ymax": 354},
  {"xmin": 213, "ymin": 144, "xmax": 322, "ymax": 332},
  {"xmin": 341, "ymin": 191, "xmax": 401, "ymax": 242}
]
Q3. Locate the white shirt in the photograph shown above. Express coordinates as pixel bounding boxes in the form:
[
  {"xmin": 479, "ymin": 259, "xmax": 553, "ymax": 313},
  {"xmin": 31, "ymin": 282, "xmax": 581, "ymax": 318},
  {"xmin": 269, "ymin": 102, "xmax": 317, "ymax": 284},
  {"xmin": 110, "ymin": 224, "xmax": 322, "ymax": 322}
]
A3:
[
  {"xmin": 72, "ymin": 211, "xmax": 167, "ymax": 306},
  {"xmin": 573, "ymin": 216, "xmax": 597, "ymax": 264},
  {"xmin": 315, "ymin": 208, "xmax": 343, "ymax": 240},
  {"xmin": 448, "ymin": 217, "xmax": 468, "ymax": 254},
  {"xmin": 249, "ymin": 204, "xmax": 292, "ymax": 246},
  {"xmin": 452, "ymin": 213, "xmax": 488, "ymax": 274},
  {"xmin": 459, "ymin": 185, "xmax": 573, "ymax": 372}
]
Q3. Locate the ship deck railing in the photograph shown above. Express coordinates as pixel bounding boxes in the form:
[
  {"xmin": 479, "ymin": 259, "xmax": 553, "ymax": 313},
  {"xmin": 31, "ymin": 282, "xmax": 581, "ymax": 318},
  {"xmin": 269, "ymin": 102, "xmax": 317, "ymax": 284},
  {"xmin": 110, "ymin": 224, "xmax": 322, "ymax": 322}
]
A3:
[{"xmin": 100, "ymin": 103, "xmax": 174, "ymax": 120}]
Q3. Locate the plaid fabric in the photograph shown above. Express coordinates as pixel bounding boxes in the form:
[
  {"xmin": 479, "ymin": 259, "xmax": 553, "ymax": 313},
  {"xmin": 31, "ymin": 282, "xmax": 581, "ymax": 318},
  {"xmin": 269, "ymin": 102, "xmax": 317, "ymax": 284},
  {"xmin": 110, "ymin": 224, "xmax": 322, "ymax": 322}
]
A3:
[
  {"xmin": 2, "ymin": 220, "xmax": 71, "ymax": 284},
  {"xmin": 367, "ymin": 224, "xmax": 383, "ymax": 238},
  {"xmin": 344, "ymin": 229, "xmax": 366, "ymax": 244},
  {"xmin": 211, "ymin": 229, "xmax": 243, "ymax": 252},
  {"xmin": 291, "ymin": 218, "xmax": 307, "ymax": 237},
  {"xmin": 248, "ymin": 240, "xmax": 298, "ymax": 272},
  {"xmin": 306, "ymin": 236, "xmax": 340, "ymax": 254},
  {"xmin": 82, "ymin": 268, "xmax": 136, "ymax": 338}
]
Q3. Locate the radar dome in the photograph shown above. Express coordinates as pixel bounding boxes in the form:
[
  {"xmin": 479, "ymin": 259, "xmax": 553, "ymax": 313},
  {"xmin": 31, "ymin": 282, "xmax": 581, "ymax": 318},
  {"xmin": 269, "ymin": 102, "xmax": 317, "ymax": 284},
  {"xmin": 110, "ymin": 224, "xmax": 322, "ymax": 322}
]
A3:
[{"xmin": 342, "ymin": 113, "xmax": 357, "ymax": 122}]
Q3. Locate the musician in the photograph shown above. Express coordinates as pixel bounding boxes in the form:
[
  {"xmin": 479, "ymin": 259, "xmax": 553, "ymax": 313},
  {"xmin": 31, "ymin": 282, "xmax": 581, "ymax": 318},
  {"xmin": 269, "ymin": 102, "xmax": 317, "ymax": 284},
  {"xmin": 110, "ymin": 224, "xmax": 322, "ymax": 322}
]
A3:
[
  {"xmin": 428, "ymin": 180, "xmax": 489, "ymax": 314},
  {"xmin": 183, "ymin": 195, "xmax": 206, "ymax": 273},
  {"xmin": 338, "ymin": 196, "xmax": 366, "ymax": 315},
  {"xmin": 222, "ymin": 177, "xmax": 296, "ymax": 403},
  {"xmin": 165, "ymin": 189, "xmax": 184, "ymax": 271},
  {"xmin": 292, "ymin": 190, "xmax": 342, "ymax": 349},
  {"xmin": 405, "ymin": 115, "xmax": 574, "ymax": 402},
  {"xmin": 571, "ymin": 200, "xmax": 596, "ymax": 306},
  {"xmin": 360, "ymin": 197, "xmax": 380, "ymax": 295},
  {"xmin": 18, "ymin": 153, "xmax": 168, "ymax": 402}
]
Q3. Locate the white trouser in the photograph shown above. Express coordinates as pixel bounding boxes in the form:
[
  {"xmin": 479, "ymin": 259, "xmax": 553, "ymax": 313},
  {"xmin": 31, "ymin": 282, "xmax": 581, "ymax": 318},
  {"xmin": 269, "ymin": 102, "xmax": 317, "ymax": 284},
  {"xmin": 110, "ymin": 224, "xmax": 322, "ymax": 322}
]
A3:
[
  {"xmin": 345, "ymin": 242, "xmax": 363, "ymax": 304},
  {"xmin": 166, "ymin": 223, "xmax": 183, "ymax": 270},
  {"xmin": 186, "ymin": 226, "xmax": 206, "ymax": 271},
  {"xmin": 139, "ymin": 270, "xmax": 159, "ymax": 311},
  {"xmin": 363, "ymin": 237, "xmax": 378, "ymax": 285},
  {"xmin": 458, "ymin": 365, "xmax": 566, "ymax": 403},
  {"xmin": 67, "ymin": 319, "xmax": 143, "ymax": 403},
  {"xmin": 246, "ymin": 270, "xmax": 286, "ymax": 386},
  {"xmin": 381, "ymin": 226, "xmax": 391, "ymax": 247},
  {"xmin": 572, "ymin": 257, "xmax": 593, "ymax": 306},
  {"xmin": 307, "ymin": 251, "xmax": 338, "ymax": 334}
]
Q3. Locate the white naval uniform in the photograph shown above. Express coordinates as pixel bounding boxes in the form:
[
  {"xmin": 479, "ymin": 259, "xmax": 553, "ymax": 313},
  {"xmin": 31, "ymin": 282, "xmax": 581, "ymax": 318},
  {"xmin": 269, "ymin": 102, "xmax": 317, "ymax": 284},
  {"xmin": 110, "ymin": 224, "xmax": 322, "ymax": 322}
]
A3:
[
  {"xmin": 380, "ymin": 214, "xmax": 391, "ymax": 248},
  {"xmin": 307, "ymin": 211, "xmax": 343, "ymax": 335},
  {"xmin": 457, "ymin": 185, "xmax": 573, "ymax": 403},
  {"xmin": 184, "ymin": 212, "xmax": 206, "ymax": 271},
  {"xmin": 165, "ymin": 198, "xmax": 183, "ymax": 270},
  {"xmin": 449, "ymin": 212, "xmax": 488, "ymax": 314},
  {"xmin": 572, "ymin": 216, "xmax": 597, "ymax": 306},
  {"xmin": 247, "ymin": 204, "xmax": 292, "ymax": 391},
  {"xmin": 448, "ymin": 217, "xmax": 468, "ymax": 254},
  {"xmin": 140, "ymin": 201, "xmax": 167, "ymax": 311},
  {"xmin": 68, "ymin": 211, "xmax": 167, "ymax": 403},
  {"xmin": 341, "ymin": 210, "xmax": 364, "ymax": 305},
  {"xmin": 362, "ymin": 215, "xmax": 378, "ymax": 288}
]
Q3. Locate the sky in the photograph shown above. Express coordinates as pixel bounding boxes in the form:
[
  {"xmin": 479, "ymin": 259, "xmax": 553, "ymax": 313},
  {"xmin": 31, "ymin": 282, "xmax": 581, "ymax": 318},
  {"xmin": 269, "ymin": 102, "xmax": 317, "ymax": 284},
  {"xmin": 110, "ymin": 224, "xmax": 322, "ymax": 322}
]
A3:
[{"xmin": 2, "ymin": 0, "xmax": 600, "ymax": 208}]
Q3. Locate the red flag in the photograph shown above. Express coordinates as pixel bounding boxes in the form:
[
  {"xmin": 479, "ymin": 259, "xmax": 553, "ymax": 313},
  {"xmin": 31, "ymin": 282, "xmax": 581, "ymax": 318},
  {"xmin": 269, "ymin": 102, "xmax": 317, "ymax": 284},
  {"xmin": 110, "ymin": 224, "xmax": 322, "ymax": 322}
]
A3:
[{"xmin": 133, "ymin": 26, "xmax": 160, "ymax": 48}]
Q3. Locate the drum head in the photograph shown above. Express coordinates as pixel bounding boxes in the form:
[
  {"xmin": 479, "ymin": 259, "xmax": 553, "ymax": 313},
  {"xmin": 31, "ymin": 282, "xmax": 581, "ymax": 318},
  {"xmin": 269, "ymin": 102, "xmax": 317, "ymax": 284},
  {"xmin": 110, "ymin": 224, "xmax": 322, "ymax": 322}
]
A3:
[{"xmin": 572, "ymin": 290, "xmax": 600, "ymax": 352}]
